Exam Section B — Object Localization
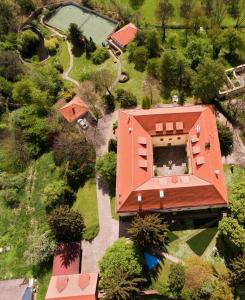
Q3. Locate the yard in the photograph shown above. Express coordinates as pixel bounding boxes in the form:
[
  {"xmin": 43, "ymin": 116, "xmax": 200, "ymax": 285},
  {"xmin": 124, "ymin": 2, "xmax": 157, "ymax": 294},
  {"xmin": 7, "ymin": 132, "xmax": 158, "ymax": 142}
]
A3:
[
  {"xmin": 72, "ymin": 178, "xmax": 99, "ymax": 241},
  {"xmin": 70, "ymin": 52, "xmax": 117, "ymax": 82},
  {"xmin": 150, "ymin": 164, "xmax": 245, "ymax": 291}
]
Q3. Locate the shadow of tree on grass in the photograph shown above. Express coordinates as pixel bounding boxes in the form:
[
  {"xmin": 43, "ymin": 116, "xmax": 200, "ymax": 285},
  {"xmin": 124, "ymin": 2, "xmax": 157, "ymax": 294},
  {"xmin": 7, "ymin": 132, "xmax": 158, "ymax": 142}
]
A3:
[{"xmin": 186, "ymin": 227, "xmax": 218, "ymax": 256}]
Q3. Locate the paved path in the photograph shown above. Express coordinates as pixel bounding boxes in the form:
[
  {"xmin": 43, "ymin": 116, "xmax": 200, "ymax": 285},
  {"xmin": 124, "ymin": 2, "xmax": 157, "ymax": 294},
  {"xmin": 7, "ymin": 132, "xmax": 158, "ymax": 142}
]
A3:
[
  {"xmin": 81, "ymin": 111, "xmax": 119, "ymax": 273},
  {"xmin": 162, "ymin": 252, "xmax": 182, "ymax": 264},
  {"xmin": 40, "ymin": 16, "xmax": 79, "ymax": 86}
]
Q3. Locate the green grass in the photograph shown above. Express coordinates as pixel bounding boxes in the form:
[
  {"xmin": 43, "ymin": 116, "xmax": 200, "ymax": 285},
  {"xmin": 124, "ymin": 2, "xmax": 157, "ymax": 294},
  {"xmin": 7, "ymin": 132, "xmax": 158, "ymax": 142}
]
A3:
[
  {"xmin": 119, "ymin": 53, "xmax": 146, "ymax": 100},
  {"xmin": 0, "ymin": 152, "xmax": 62, "ymax": 280},
  {"xmin": 57, "ymin": 40, "xmax": 70, "ymax": 72},
  {"xmin": 73, "ymin": 178, "xmax": 99, "ymax": 241},
  {"xmin": 224, "ymin": 164, "xmax": 245, "ymax": 196},
  {"xmin": 70, "ymin": 51, "xmax": 117, "ymax": 82},
  {"xmin": 110, "ymin": 196, "xmax": 119, "ymax": 221}
]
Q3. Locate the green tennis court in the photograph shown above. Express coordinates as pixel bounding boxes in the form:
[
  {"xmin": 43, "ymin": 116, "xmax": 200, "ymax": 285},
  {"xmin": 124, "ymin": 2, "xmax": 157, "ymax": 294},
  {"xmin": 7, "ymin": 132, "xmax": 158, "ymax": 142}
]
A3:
[{"xmin": 47, "ymin": 4, "xmax": 117, "ymax": 44}]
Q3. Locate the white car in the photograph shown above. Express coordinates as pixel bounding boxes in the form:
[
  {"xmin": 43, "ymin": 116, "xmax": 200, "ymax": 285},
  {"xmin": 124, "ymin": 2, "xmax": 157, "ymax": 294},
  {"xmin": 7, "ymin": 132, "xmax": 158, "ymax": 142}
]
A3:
[{"xmin": 77, "ymin": 118, "xmax": 88, "ymax": 129}]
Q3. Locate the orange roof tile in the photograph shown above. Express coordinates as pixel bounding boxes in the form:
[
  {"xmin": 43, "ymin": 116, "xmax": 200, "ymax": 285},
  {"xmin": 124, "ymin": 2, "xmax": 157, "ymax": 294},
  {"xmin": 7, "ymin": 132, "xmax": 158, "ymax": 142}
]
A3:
[
  {"xmin": 116, "ymin": 105, "xmax": 228, "ymax": 213},
  {"xmin": 59, "ymin": 95, "xmax": 88, "ymax": 123},
  {"xmin": 110, "ymin": 23, "xmax": 138, "ymax": 48},
  {"xmin": 45, "ymin": 273, "xmax": 98, "ymax": 300}
]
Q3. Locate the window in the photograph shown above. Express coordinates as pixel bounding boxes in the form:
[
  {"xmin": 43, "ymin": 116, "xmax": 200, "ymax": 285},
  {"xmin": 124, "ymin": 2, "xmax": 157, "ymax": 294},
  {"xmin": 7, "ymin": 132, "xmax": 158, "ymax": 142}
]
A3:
[
  {"xmin": 177, "ymin": 137, "xmax": 181, "ymax": 140},
  {"xmin": 169, "ymin": 138, "xmax": 172, "ymax": 141},
  {"xmin": 160, "ymin": 138, "xmax": 164, "ymax": 141}
]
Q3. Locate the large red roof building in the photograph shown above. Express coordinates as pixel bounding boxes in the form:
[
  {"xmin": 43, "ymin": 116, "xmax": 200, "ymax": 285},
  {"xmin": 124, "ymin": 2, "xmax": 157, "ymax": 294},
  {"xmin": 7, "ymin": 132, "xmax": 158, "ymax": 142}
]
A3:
[{"xmin": 116, "ymin": 105, "xmax": 228, "ymax": 215}]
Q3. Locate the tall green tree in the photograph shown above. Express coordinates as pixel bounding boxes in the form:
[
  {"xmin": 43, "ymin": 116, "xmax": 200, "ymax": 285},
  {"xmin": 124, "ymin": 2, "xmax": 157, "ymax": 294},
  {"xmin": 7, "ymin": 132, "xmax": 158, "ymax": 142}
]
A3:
[
  {"xmin": 192, "ymin": 57, "xmax": 225, "ymax": 103},
  {"xmin": 156, "ymin": 0, "xmax": 174, "ymax": 41},
  {"xmin": 128, "ymin": 213, "xmax": 168, "ymax": 249},
  {"xmin": 48, "ymin": 205, "xmax": 85, "ymax": 242},
  {"xmin": 0, "ymin": 0, "xmax": 18, "ymax": 35},
  {"xmin": 99, "ymin": 238, "xmax": 143, "ymax": 288},
  {"xmin": 221, "ymin": 28, "xmax": 245, "ymax": 58},
  {"xmin": 17, "ymin": 29, "xmax": 39, "ymax": 58},
  {"xmin": 145, "ymin": 30, "xmax": 160, "ymax": 58},
  {"xmin": 230, "ymin": 254, "xmax": 245, "ymax": 285},
  {"xmin": 169, "ymin": 263, "xmax": 185, "ymax": 293},
  {"xmin": 0, "ymin": 50, "xmax": 25, "ymax": 81},
  {"xmin": 104, "ymin": 269, "xmax": 145, "ymax": 300},
  {"xmin": 68, "ymin": 23, "xmax": 84, "ymax": 49}
]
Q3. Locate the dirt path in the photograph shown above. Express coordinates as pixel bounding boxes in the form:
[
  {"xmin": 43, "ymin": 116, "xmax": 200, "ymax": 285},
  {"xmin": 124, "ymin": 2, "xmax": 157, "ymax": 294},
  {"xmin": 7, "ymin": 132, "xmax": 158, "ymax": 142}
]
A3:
[
  {"xmin": 108, "ymin": 49, "xmax": 122, "ymax": 90},
  {"xmin": 217, "ymin": 112, "xmax": 245, "ymax": 166},
  {"xmin": 81, "ymin": 111, "xmax": 119, "ymax": 273},
  {"xmin": 40, "ymin": 16, "xmax": 79, "ymax": 86}
]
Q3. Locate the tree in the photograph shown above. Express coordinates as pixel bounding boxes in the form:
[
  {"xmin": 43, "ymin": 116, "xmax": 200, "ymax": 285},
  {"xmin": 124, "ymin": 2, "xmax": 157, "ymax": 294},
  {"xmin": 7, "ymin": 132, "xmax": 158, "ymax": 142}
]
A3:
[
  {"xmin": 127, "ymin": 213, "xmax": 168, "ymax": 249},
  {"xmin": 24, "ymin": 222, "xmax": 55, "ymax": 266},
  {"xmin": 169, "ymin": 263, "xmax": 185, "ymax": 293},
  {"xmin": 210, "ymin": 0, "xmax": 227, "ymax": 27},
  {"xmin": 142, "ymin": 74, "xmax": 159, "ymax": 104},
  {"xmin": 227, "ymin": 0, "xmax": 245, "ymax": 28},
  {"xmin": 221, "ymin": 28, "xmax": 245, "ymax": 58},
  {"xmin": 192, "ymin": 57, "xmax": 225, "ymax": 103},
  {"xmin": 142, "ymin": 96, "xmax": 151, "ymax": 109},
  {"xmin": 230, "ymin": 254, "xmax": 245, "ymax": 285},
  {"xmin": 156, "ymin": 0, "xmax": 174, "ymax": 41},
  {"xmin": 0, "ymin": 0, "xmax": 18, "ymax": 35},
  {"xmin": 96, "ymin": 152, "xmax": 116, "ymax": 190},
  {"xmin": 42, "ymin": 180, "xmax": 76, "ymax": 212},
  {"xmin": 99, "ymin": 238, "xmax": 143, "ymax": 288},
  {"xmin": 77, "ymin": 80, "xmax": 100, "ymax": 119},
  {"xmin": 180, "ymin": 0, "xmax": 194, "ymax": 43},
  {"xmin": 132, "ymin": 46, "xmax": 148, "ymax": 71},
  {"xmin": 184, "ymin": 257, "xmax": 213, "ymax": 294},
  {"xmin": 145, "ymin": 30, "xmax": 160, "ymax": 58},
  {"xmin": 92, "ymin": 47, "xmax": 109, "ymax": 64},
  {"xmin": 92, "ymin": 69, "xmax": 114, "ymax": 96},
  {"xmin": 17, "ymin": 29, "xmax": 39, "ymax": 58},
  {"xmin": 218, "ymin": 216, "xmax": 245, "ymax": 255},
  {"xmin": 68, "ymin": 23, "xmax": 84, "ymax": 49},
  {"xmin": 210, "ymin": 279, "xmax": 234, "ymax": 300},
  {"xmin": 48, "ymin": 205, "xmax": 85, "ymax": 242},
  {"xmin": 16, "ymin": 0, "xmax": 35, "ymax": 15},
  {"xmin": 0, "ymin": 50, "xmax": 25, "ymax": 81},
  {"xmin": 104, "ymin": 269, "xmax": 145, "ymax": 300},
  {"xmin": 189, "ymin": 5, "xmax": 207, "ymax": 34},
  {"xmin": 115, "ymin": 89, "xmax": 137, "ymax": 108},
  {"xmin": 229, "ymin": 182, "xmax": 245, "ymax": 226},
  {"xmin": 217, "ymin": 122, "xmax": 233, "ymax": 157},
  {"xmin": 185, "ymin": 36, "xmax": 213, "ymax": 69},
  {"xmin": 146, "ymin": 58, "xmax": 160, "ymax": 78},
  {"xmin": 12, "ymin": 78, "xmax": 47, "ymax": 106}
]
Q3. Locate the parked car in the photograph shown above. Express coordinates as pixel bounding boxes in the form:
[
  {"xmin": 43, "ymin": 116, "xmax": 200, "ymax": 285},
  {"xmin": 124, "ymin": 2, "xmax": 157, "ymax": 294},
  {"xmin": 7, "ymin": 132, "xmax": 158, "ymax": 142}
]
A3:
[{"xmin": 77, "ymin": 118, "xmax": 88, "ymax": 129}]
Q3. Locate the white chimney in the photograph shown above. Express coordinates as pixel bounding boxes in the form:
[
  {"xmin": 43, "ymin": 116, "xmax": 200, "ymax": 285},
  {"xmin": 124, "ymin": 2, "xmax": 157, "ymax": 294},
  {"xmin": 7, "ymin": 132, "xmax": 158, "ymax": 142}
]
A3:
[
  {"xmin": 137, "ymin": 195, "xmax": 142, "ymax": 203},
  {"xmin": 160, "ymin": 190, "xmax": 164, "ymax": 198}
]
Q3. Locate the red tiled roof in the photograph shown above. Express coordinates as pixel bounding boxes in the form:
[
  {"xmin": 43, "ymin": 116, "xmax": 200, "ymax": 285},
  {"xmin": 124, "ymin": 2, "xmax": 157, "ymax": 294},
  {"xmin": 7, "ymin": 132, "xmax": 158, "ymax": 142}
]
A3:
[
  {"xmin": 45, "ymin": 273, "xmax": 98, "ymax": 300},
  {"xmin": 52, "ymin": 243, "xmax": 80, "ymax": 276},
  {"xmin": 59, "ymin": 96, "xmax": 88, "ymax": 123},
  {"xmin": 110, "ymin": 23, "xmax": 138, "ymax": 48},
  {"xmin": 116, "ymin": 105, "xmax": 228, "ymax": 213}
]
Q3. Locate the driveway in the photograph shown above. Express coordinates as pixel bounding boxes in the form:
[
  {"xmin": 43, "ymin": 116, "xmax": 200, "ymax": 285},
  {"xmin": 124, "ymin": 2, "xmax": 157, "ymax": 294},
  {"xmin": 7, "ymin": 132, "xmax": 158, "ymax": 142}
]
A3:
[{"xmin": 81, "ymin": 111, "xmax": 119, "ymax": 273}]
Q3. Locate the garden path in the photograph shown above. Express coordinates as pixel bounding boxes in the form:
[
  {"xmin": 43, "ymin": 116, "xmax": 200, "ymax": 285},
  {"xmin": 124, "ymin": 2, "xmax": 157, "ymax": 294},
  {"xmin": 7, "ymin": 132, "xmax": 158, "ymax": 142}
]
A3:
[
  {"xmin": 108, "ymin": 49, "xmax": 122, "ymax": 90},
  {"xmin": 40, "ymin": 16, "xmax": 79, "ymax": 86},
  {"xmin": 81, "ymin": 111, "xmax": 119, "ymax": 273}
]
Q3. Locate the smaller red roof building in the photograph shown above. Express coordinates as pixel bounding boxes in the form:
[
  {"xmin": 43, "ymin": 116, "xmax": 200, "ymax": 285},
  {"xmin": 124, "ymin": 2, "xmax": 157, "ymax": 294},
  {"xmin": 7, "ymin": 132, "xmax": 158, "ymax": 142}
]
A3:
[
  {"xmin": 59, "ymin": 95, "xmax": 88, "ymax": 123},
  {"xmin": 109, "ymin": 23, "xmax": 138, "ymax": 49},
  {"xmin": 52, "ymin": 243, "xmax": 81, "ymax": 276},
  {"xmin": 45, "ymin": 273, "xmax": 98, "ymax": 300}
]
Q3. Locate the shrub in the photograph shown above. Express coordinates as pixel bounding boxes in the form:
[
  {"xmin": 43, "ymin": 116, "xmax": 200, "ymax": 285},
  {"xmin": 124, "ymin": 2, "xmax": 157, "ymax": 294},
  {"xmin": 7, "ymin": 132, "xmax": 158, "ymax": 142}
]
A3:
[
  {"xmin": 92, "ymin": 47, "xmax": 109, "ymax": 64},
  {"xmin": 18, "ymin": 29, "xmax": 39, "ymax": 58},
  {"xmin": 0, "ymin": 188, "xmax": 20, "ymax": 208},
  {"xmin": 142, "ymin": 96, "xmax": 151, "ymax": 109},
  {"xmin": 169, "ymin": 263, "xmax": 185, "ymax": 293},
  {"xmin": 42, "ymin": 180, "xmax": 76, "ymax": 213},
  {"xmin": 96, "ymin": 152, "xmax": 116, "ymax": 192},
  {"xmin": 99, "ymin": 238, "xmax": 143, "ymax": 287},
  {"xmin": 108, "ymin": 138, "xmax": 117, "ymax": 153},
  {"xmin": 45, "ymin": 38, "xmax": 59, "ymax": 55},
  {"xmin": 217, "ymin": 122, "xmax": 233, "ymax": 157},
  {"xmin": 116, "ymin": 88, "xmax": 137, "ymax": 108}
]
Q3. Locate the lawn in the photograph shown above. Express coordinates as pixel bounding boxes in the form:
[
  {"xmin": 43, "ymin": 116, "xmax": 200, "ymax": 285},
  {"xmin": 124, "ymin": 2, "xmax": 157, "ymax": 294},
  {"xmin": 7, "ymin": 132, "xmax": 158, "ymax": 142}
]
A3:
[
  {"xmin": 0, "ymin": 152, "xmax": 62, "ymax": 280},
  {"xmin": 36, "ymin": 268, "xmax": 52, "ymax": 300},
  {"xmin": 72, "ymin": 178, "xmax": 99, "ymax": 241},
  {"xmin": 223, "ymin": 164, "xmax": 245, "ymax": 195},
  {"xmin": 70, "ymin": 52, "xmax": 117, "ymax": 82}
]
